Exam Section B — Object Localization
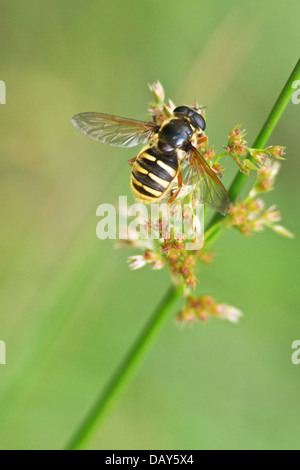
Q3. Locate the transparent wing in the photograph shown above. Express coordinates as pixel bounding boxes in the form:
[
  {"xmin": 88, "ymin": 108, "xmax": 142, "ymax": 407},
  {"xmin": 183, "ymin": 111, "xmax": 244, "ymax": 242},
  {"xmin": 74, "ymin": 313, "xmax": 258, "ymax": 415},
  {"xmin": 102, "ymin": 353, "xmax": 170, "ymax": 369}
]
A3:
[
  {"xmin": 181, "ymin": 146, "xmax": 231, "ymax": 215},
  {"xmin": 71, "ymin": 112, "xmax": 158, "ymax": 148}
]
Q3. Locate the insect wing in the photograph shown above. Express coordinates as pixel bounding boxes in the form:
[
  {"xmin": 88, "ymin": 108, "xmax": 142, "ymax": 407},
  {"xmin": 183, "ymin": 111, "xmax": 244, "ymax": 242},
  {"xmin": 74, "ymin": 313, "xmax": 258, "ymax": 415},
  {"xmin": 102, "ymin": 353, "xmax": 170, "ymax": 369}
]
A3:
[
  {"xmin": 71, "ymin": 112, "xmax": 158, "ymax": 148},
  {"xmin": 182, "ymin": 147, "xmax": 231, "ymax": 215}
]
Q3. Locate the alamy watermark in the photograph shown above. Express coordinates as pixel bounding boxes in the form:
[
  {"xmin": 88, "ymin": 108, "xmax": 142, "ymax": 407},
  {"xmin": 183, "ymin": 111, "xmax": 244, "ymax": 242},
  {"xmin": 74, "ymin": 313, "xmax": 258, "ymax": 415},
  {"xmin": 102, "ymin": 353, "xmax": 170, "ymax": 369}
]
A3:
[
  {"xmin": 291, "ymin": 340, "xmax": 300, "ymax": 365},
  {"xmin": 96, "ymin": 196, "xmax": 205, "ymax": 250},
  {"xmin": 0, "ymin": 80, "xmax": 6, "ymax": 104},
  {"xmin": 0, "ymin": 340, "xmax": 6, "ymax": 365},
  {"xmin": 292, "ymin": 80, "xmax": 300, "ymax": 105}
]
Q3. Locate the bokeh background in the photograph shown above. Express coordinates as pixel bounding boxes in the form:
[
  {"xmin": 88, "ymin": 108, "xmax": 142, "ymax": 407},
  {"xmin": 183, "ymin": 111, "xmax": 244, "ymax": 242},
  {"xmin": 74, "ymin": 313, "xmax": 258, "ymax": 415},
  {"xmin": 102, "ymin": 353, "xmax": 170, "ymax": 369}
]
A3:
[{"xmin": 0, "ymin": 0, "xmax": 299, "ymax": 450}]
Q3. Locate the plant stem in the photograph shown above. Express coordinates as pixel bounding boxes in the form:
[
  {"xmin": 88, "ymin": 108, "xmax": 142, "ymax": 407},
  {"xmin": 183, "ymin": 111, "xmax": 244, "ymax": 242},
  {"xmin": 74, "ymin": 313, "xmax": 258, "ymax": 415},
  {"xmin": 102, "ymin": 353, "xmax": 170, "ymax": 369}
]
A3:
[
  {"xmin": 65, "ymin": 59, "xmax": 299, "ymax": 450},
  {"xmin": 206, "ymin": 57, "xmax": 300, "ymax": 244},
  {"xmin": 66, "ymin": 284, "xmax": 182, "ymax": 450}
]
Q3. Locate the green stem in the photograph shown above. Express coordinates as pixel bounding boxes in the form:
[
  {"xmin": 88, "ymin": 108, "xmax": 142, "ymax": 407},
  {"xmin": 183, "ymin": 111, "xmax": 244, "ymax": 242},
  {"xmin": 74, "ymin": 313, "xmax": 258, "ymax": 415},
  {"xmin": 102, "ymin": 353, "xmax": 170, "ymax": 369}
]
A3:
[
  {"xmin": 65, "ymin": 59, "xmax": 299, "ymax": 450},
  {"xmin": 66, "ymin": 284, "xmax": 182, "ymax": 450},
  {"xmin": 206, "ymin": 58, "xmax": 300, "ymax": 243}
]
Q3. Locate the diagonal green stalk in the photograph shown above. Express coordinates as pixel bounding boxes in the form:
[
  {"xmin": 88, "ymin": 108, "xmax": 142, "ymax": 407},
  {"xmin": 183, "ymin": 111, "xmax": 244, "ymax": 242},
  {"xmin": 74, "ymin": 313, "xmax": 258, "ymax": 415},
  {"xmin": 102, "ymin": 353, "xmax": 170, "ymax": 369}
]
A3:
[
  {"xmin": 66, "ymin": 284, "xmax": 183, "ymax": 450},
  {"xmin": 65, "ymin": 58, "xmax": 300, "ymax": 450},
  {"xmin": 205, "ymin": 58, "xmax": 300, "ymax": 245}
]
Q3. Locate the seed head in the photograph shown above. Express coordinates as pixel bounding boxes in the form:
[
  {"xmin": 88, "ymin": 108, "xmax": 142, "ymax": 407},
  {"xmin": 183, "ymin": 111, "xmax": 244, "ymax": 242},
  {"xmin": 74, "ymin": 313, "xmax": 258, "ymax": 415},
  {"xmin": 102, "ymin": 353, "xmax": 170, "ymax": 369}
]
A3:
[
  {"xmin": 264, "ymin": 145, "xmax": 286, "ymax": 159},
  {"xmin": 226, "ymin": 125, "xmax": 248, "ymax": 157},
  {"xmin": 148, "ymin": 81, "xmax": 165, "ymax": 103},
  {"xmin": 250, "ymin": 160, "xmax": 281, "ymax": 197},
  {"xmin": 177, "ymin": 295, "xmax": 243, "ymax": 324}
]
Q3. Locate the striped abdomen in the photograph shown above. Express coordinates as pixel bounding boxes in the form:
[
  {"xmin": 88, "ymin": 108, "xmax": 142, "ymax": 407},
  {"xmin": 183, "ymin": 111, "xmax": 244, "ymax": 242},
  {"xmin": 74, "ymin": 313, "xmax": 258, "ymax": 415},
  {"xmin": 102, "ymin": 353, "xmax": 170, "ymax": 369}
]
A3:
[{"xmin": 130, "ymin": 146, "xmax": 178, "ymax": 203}]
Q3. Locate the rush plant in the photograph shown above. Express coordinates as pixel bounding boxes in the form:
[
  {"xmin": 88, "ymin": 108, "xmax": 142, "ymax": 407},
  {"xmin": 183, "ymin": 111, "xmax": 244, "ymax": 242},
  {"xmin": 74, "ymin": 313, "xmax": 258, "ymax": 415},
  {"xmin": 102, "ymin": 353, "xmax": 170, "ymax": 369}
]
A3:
[{"xmin": 66, "ymin": 59, "xmax": 300, "ymax": 451}]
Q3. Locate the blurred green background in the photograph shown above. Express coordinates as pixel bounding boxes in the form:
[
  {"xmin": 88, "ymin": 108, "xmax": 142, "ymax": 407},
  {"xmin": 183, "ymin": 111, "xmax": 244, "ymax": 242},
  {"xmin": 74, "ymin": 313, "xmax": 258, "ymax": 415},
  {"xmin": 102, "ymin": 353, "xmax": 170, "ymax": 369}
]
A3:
[{"xmin": 0, "ymin": 0, "xmax": 299, "ymax": 450}]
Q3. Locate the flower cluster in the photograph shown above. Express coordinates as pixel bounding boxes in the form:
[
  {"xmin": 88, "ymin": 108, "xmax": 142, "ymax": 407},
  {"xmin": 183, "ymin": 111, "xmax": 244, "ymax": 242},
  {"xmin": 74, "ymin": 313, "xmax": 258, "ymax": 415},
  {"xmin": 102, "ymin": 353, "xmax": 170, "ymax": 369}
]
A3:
[
  {"xmin": 116, "ymin": 82, "xmax": 291, "ymax": 325},
  {"xmin": 128, "ymin": 251, "xmax": 164, "ymax": 271},
  {"xmin": 225, "ymin": 125, "xmax": 286, "ymax": 175},
  {"xmin": 250, "ymin": 159, "xmax": 281, "ymax": 196},
  {"xmin": 226, "ymin": 126, "xmax": 248, "ymax": 156},
  {"xmin": 118, "ymin": 207, "xmax": 208, "ymax": 289},
  {"xmin": 224, "ymin": 123, "xmax": 291, "ymax": 240},
  {"xmin": 177, "ymin": 295, "xmax": 242, "ymax": 324},
  {"xmin": 228, "ymin": 199, "xmax": 293, "ymax": 238},
  {"xmin": 148, "ymin": 81, "xmax": 175, "ymax": 124},
  {"xmin": 227, "ymin": 154, "xmax": 292, "ymax": 238}
]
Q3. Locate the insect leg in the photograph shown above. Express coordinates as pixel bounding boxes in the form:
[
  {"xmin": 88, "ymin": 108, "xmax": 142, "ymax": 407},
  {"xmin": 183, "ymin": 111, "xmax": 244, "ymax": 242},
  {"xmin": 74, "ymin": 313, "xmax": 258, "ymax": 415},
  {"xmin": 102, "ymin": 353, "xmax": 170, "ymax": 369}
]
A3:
[
  {"xmin": 162, "ymin": 171, "xmax": 183, "ymax": 235},
  {"xmin": 167, "ymin": 170, "xmax": 182, "ymax": 206},
  {"xmin": 128, "ymin": 157, "xmax": 137, "ymax": 166},
  {"xmin": 197, "ymin": 135, "xmax": 208, "ymax": 146}
]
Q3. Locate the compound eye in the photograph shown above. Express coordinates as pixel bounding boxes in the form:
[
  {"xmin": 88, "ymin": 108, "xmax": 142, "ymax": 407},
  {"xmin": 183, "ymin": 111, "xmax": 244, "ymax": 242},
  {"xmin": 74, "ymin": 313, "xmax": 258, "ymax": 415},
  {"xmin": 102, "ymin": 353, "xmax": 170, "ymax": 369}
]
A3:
[{"xmin": 190, "ymin": 112, "xmax": 206, "ymax": 131}]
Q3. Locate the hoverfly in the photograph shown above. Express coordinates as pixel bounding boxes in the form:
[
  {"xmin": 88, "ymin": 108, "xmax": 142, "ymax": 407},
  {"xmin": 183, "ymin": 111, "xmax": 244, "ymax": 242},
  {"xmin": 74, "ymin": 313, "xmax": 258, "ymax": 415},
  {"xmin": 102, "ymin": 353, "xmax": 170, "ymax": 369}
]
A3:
[{"xmin": 71, "ymin": 106, "xmax": 230, "ymax": 215}]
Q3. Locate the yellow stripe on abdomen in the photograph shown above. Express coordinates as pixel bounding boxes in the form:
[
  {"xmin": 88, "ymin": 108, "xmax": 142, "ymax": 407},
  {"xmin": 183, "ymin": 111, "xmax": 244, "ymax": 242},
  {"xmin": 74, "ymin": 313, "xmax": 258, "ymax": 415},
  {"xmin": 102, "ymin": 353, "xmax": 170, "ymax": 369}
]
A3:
[
  {"xmin": 156, "ymin": 159, "xmax": 177, "ymax": 178},
  {"xmin": 130, "ymin": 145, "xmax": 179, "ymax": 203}
]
